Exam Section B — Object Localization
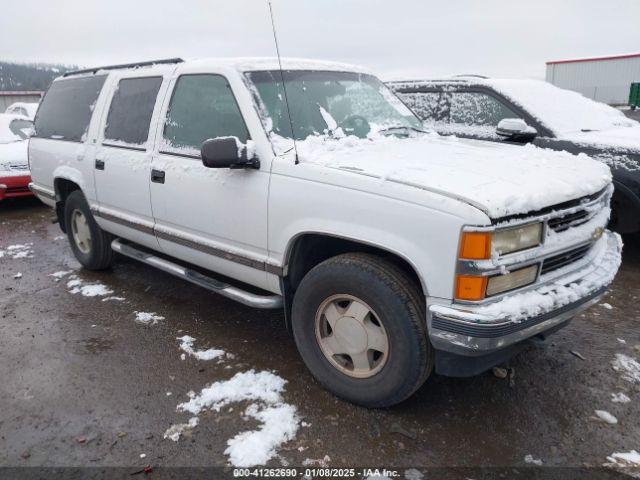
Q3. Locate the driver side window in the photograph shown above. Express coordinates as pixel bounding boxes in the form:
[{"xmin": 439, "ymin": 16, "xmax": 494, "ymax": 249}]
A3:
[
  {"xmin": 449, "ymin": 92, "xmax": 520, "ymax": 127},
  {"xmin": 162, "ymin": 74, "xmax": 249, "ymax": 155}
]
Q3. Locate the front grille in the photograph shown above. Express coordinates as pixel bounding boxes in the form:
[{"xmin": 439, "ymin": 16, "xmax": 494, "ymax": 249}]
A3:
[
  {"xmin": 547, "ymin": 210, "xmax": 590, "ymax": 232},
  {"xmin": 541, "ymin": 243, "xmax": 592, "ymax": 275}
]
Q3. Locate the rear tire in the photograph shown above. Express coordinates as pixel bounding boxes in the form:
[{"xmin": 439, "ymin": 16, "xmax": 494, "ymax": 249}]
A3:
[
  {"xmin": 64, "ymin": 190, "xmax": 114, "ymax": 270},
  {"xmin": 291, "ymin": 253, "xmax": 432, "ymax": 407}
]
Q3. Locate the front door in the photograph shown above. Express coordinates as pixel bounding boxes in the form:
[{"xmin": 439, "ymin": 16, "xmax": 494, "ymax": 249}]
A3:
[{"xmin": 149, "ymin": 72, "xmax": 272, "ymax": 290}]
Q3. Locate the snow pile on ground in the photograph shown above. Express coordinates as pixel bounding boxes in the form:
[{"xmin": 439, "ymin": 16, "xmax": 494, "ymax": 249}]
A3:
[
  {"xmin": 163, "ymin": 417, "xmax": 199, "ymax": 442},
  {"xmin": 67, "ymin": 275, "xmax": 114, "ymax": 297},
  {"xmin": 404, "ymin": 469, "xmax": 424, "ymax": 480},
  {"xmin": 225, "ymin": 402, "xmax": 299, "ymax": 467},
  {"xmin": 134, "ymin": 311, "xmax": 165, "ymax": 325},
  {"xmin": 611, "ymin": 392, "xmax": 631, "ymax": 403},
  {"xmin": 177, "ymin": 335, "xmax": 225, "ymax": 361},
  {"xmin": 102, "ymin": 296, "xmax": 125, "ymax": 302},
  {"xmin": 50, "ymin": 270, "xmax": 73, "ymax": 281},
  {"xmin": 612, "ymin": 354, "xmax": 640, "ymax": 384},
  {"xmin": 524, "ymin": 454, "xmax": 543, "ymax": 465},
  {"xmin": 606, "ymin": 450, "xmax": 640, "ymax": 467},
  {"xmin": 595, "ymin": 410, "xmax": 618, "ymax": 424},
  {"xmin": 175, "ymin": 370, "xmax": 299, "ymax": 467},
  {"xmin": 0, "ymin": 243, "xmax": 34, "ymax": 259}
]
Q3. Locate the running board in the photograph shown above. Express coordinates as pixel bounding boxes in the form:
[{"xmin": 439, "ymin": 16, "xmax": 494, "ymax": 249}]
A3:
[{"xmin": 111, "ymin": 239, "xmax": 283, "ymax": 310}]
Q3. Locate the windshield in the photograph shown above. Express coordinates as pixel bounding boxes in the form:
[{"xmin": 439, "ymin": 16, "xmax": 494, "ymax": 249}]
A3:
[
  {"xmin": 488, "ymin": 79, "xmax": 637, "ymax": 135},
  {"xmin": 245, "ymin": 70, "xmax": 422, "ymax": 141}
]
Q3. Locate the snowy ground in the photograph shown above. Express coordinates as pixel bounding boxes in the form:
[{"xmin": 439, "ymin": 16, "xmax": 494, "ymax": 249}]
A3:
[{"xmin": 1, "ymin": 198, "xmax": 639, "ymax": 477}]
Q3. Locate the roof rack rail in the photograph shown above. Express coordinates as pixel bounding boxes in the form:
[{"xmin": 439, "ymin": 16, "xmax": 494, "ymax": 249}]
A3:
[
  {"xmin": 452, "ymin": 74, "xmax": 489, "ymax": 79},
  {"xmin": 63, "ymin": 58, "xmax": 184, "ymax": 77}
]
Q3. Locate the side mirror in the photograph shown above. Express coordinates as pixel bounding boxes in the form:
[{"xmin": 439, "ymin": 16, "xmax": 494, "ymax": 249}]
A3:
[
  {"xmin": 201, "ymin": 137, "xmax": 259, "ymax": 169},
  {"xmin": 496, "ymin": 118, "xmax": 537, "ymax": 142}
]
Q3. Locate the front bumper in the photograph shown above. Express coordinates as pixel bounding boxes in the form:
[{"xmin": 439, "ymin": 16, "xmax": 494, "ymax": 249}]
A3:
[
  {"xmin": 428, "ymin": 231, "xmax": 622, "ymax": 365},
  {"xmin": 0, "ymin": 174, "xmax": 32, "ymax": 200}
]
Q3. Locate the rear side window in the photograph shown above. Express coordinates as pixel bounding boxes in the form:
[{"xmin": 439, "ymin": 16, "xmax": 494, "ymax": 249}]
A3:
[
  {"xmin": 104, "ymin": 77, "xmax": 163, "ymax": 147},
  {"xmin": 162, "ymin": 74, "xmax": 249, "ymax": 155},
  {"xmin": 34, "ymin": 75, "xmax": 106, "ymax": 142}
]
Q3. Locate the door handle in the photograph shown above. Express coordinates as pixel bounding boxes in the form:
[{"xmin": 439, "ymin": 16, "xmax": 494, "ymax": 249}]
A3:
[
  {"xmin": 151, "ymin": 169, "xmax": 165, "ymax": 184},
  {"xmin": 95, "ymin": 159, "xmax": 105, "ymax": 170}
]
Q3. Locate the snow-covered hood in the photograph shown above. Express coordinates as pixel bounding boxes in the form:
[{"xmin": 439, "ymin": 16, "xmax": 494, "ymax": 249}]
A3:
[
  {"xmin": 560, "ymin": 125, "xmax": 640, "ymax": 153},
  {"xmin": 296, "ymin": 133, "xmax": 612, "ymax": 218},
  {"xmin": 0, "ymin": 140, "xmax": 29, "ymax": 172}
]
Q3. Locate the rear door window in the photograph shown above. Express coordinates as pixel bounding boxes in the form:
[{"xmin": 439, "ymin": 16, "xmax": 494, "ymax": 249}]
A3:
[
  {"xmin": 34, "ymin": 75, "xmax": 106, "ymax": 142},
  {"xmin": 162, "ymin": 74, "xmax": 249, "ymax": 156},
  {"xmin": 104, "ymin": 77, "xmax": 163, "ymax": 148}
]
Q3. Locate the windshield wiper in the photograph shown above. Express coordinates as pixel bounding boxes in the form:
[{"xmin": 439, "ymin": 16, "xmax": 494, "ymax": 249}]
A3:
[{"xmin": 379, "ymin": 125, "xmax": 429, "ymax": 135}]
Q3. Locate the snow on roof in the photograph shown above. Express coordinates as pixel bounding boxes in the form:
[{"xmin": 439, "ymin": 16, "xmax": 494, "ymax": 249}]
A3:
[
  {"xmin": 546, "ymin": 52, "xmax": 640, "ymax": 65},
  {"xmin": 0, "ymin": 113, "xmax": 30, "ymax": 143},
  {"xmin": 62, "ymin": 57, "xmax": 373, "ymax": 80},
  {"xmin": 185, "ymin": 57, "xmax": 372, "ymax": 74}
]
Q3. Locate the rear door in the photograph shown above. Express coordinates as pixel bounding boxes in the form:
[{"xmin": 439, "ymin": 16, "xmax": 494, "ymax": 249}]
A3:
[{"xmin": 92, "ymin": 70, "xmax": 168, "ymax": 250}]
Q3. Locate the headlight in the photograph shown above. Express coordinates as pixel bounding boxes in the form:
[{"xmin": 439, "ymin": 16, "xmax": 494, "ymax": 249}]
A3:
[
  {"xmin": 492, "ymin": 223, "xmax": 543, "ymax": 256},
  {"xmin": 455, "ymin": 223, "xmax": 544, "ymax": 301},
  {"xmin": 459, "ymin": 222, "xmax": 543, "ymax": 260}
]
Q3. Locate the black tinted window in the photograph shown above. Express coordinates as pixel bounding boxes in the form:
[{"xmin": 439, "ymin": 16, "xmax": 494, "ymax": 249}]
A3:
[
  {"xmin": 163, "ymin": 74, "xmax": 249, "ymax": 154},
  {"xmin": 104, "ymin": 77, "xmax": 162, "ymax": 146},
  {"xmin": 35, "ymin": 75, "xmax": 106, "ymax": 142}
]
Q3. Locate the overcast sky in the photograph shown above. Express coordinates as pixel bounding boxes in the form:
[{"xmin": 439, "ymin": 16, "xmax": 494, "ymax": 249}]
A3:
[{"xmin": 2, "ymin": 0, "xmax": 639, "ymax": 80}]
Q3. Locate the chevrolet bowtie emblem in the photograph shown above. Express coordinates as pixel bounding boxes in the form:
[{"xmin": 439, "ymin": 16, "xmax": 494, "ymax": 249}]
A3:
[{"xmin": 592, "ymin": 227, "xmax": 604, "ymax": 240}]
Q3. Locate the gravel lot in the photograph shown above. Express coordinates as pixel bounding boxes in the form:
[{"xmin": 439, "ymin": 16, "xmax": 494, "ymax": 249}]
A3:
[{"xmin": 1, "ymin": 198, "xmax": 639, "ymax": 477}]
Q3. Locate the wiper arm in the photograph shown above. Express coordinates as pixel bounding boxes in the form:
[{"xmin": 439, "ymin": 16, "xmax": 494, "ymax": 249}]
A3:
[{"xmin": 379, "ymin": 125, "xmax": 429, "ymax": 135}]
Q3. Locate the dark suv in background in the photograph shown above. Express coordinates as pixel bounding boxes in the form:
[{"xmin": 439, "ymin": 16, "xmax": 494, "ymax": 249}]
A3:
[{"xmin": 389, "ymin": 77, "xmax": 640, "ymax": 234}]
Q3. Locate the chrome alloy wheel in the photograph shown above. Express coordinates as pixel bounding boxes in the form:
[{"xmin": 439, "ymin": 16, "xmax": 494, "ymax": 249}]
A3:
[
  {"xmin": 71, "ymin": 209, "xmax": 92, "ymax": 254},
  {"xmin": 315, "ymin": 294, "xmax": 389, "ymax": 378}
]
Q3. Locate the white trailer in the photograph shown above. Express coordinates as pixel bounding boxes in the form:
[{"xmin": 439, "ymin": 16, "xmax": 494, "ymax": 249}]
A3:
[{"xmin": 546, "ymin": 53, "xmax": 640, "ymax": 105}]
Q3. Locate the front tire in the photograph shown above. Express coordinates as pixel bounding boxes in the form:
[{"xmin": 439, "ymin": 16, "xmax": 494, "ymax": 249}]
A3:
[
  {"xmin": 291, "ymin": 253, "xmax": 432, "ymax": 407},
  {"xmin": 64, "ymin": 190, "xmax": 114, "ymax": 270}
]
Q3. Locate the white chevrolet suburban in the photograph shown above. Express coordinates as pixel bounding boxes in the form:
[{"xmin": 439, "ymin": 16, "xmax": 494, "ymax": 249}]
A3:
[{"xmin": 29, "ymin": 58, "xmax": 622, "ymax": 407}]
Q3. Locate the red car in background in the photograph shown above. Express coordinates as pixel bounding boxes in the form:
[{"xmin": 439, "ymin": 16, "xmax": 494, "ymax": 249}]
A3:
[{"xmin": 0, "ymin": 114, "xmax": 33, "ymax": 201}]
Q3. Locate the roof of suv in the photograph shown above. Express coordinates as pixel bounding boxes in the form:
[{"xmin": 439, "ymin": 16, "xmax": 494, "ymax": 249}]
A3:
[{"xmin": 62, "ymin": 57, "xmax": 372, "ymax": 80}]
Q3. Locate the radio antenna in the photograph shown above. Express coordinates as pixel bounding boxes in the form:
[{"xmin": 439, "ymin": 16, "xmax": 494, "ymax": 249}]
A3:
[{"xmin": 268, "ymin": 0, "xmax": 299, "ymax": 164}]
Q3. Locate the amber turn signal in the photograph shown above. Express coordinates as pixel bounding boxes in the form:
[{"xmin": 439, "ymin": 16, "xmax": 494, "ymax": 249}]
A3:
[
  {"xmin": 455, "ymin": 275, "xmax": 488, "ymax": 301},
  {"xmin": 459, "ymin": 231, "xmax": 491, "ymax": 260}
]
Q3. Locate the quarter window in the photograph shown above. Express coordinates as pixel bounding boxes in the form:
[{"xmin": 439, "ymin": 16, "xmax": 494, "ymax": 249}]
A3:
[
  {"xmin": 34, "ymin": 75, "xmax": 106, "ymax": 142},
  {"xmin": 162, "ymin": 74, "xmax": 249, "ymax": 155},
  {"xmin": 449, "ymin": 92, "xmax": 520, "ymax": 126},
  {"xmin": 104, "ymin": 77, "xmax": 163, "ymax": 147}
]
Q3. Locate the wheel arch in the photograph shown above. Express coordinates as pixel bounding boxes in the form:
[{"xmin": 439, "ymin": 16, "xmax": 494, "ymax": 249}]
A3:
[
  {"xmin": 283, "ymin": 232, "xmax": 428, "ymax": 296},
  {"xmin": 53, "ymin": 176, "xmax": 83, "ymax": 233},
  {"xmin": 278, "ymin": 232, "xmax": 429, "ymax": 334},
  {"xmin": 611, "ymin": 179, "xmax": 640, "ymax": 234}
]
